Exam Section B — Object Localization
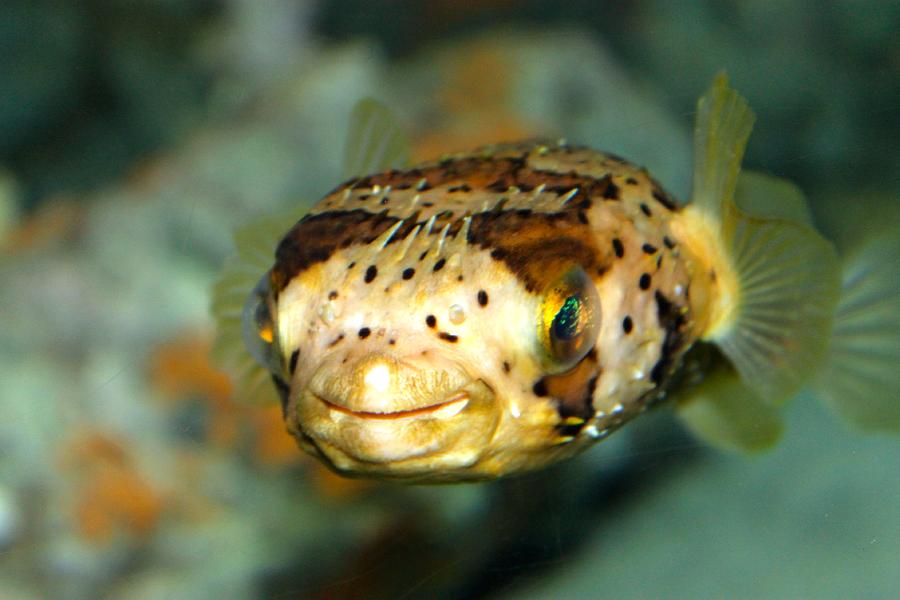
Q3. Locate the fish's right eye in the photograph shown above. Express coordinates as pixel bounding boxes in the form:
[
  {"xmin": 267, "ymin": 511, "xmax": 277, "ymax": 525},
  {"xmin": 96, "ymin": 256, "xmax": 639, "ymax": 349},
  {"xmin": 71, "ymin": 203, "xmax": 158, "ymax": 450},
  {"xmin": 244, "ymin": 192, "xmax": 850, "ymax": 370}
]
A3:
[{"xmin": 241, "ymin": 273, "xmax": 283, "ymax": 374}]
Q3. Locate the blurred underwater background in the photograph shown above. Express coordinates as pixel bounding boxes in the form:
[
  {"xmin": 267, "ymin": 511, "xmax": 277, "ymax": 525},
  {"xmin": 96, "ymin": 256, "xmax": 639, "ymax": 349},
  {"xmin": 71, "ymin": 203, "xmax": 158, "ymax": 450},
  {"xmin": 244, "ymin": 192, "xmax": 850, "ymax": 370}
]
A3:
[{"xmin": 1, "ymin": 1, "xmax": 899, "ymax": 598}]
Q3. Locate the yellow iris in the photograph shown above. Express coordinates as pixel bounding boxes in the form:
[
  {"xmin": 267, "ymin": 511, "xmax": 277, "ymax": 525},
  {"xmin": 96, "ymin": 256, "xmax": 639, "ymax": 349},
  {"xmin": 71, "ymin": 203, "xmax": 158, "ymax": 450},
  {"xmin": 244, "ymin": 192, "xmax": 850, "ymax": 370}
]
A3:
[{"xmin": 538, "ymin": 266, "xmax": 601, "ymax": 373}]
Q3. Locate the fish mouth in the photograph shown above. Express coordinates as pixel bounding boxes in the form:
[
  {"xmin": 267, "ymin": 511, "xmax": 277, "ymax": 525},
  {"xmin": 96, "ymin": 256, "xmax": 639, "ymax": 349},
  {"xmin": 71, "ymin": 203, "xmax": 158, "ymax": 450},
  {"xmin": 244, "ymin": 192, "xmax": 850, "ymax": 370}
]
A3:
[
  {"xmin": 318, "ymin": 390, "xmax": 470, "ymax": 420},
  {"xmin": 294, "ymin": 379, "xmax": 498, "ymax": 472}
]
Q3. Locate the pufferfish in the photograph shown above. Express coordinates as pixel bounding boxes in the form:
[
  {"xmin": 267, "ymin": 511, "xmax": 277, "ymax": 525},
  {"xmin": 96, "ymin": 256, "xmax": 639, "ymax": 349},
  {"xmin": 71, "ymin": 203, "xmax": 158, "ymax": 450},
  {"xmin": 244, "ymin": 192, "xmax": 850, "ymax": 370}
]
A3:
[{"xmin": 212, "ymin": 74, "xmax": 900, "ymax": 482}]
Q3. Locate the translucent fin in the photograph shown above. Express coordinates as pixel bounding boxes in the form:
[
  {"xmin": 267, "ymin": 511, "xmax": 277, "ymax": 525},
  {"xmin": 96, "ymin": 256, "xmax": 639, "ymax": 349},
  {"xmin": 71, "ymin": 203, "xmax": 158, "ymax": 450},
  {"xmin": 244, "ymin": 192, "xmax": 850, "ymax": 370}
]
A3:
[
  {"xmin": 691, "ymin": 74, "xmax": 842, "ymax": 404},
  {"xmin": 812, "ymin": 233, "xmax": 900, "ymax": 431},
  {"xmin": 211, "ymin": 203, "xmax": 306, "ymax": 403},
  {"xmin": 676, "ymin": 366, "xmax": 783, "ymax": 452},
  {"xmin": 714, "ymin": 190, "xmax": 841, "ymax": 404},
  {"xmin": 691, "ymin": 72, "xmax": 755, "ymax": 221},
  {"xmin": 341, "ymin": 98, "xmax": 411, "ymax": 179},
  {"xmin": 735, "ymin": 170, "xmax": 812, "ymax": 226}
]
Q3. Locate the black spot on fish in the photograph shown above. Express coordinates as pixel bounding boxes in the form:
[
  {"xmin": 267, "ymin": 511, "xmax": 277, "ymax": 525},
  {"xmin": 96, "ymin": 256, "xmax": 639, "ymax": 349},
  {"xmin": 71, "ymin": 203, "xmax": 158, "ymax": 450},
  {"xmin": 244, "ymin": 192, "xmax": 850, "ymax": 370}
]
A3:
[
  {"xmin": 612, "ymin": 238, "xmax": 625, "ymax": 258},
  {"xmin": 402, "ymin": 268, "xmax": 415, "ymax": 280},
  {"xmin": 289, "ymin": 349, "xmax": 300, "ymax": 374},
  {"xmin": 625, "ymin": 177, "xmax": 638, "ymax": 185},
  {"xmin": 623, "ymin": 316, "xmax": 633, "ymax": 334},
  {"xmin": 502, "ymin": 361, "xmax": 511, "ymax": 373},
  {"xmin": 649, "ymin": 290, "xmax": 688, "ymax": 387},
  {"xmin": 438, "ymin": 332, "xmax": 458, "ymax": 343},
  {"xmin": 642, "ymin": 243, "xmax": 658, "ymax": 254},
  {"xmin": 364, "ymin": 265, "xmax": 378, "ymax": 283},
  {"xmin": 639, "ymin": 273, "xmax": 652, "ymax": 290},
  {"xmin": 652, "ymin": 189, "xmax": 676, "ymax": 210},
  {"xmin": 640, "ymin": 203, "xmax": 652, "ymax": 217},
  {"xmin": 328, "ymin": 334, "xmax": 345, "ymax": 347},
  {"xmin": 358, "ymin": 327, "xmax": 371, "ymax": 339},
  {"xmin": 663, "ymin": 236, "xmax": 676, "ymax": 249},
  {"xmin": 477, "ymin": 290, "xmax": 489, "ymax": 306},
  {"xmin": 532, "ymin": 379, "xmax": 549, "ymax": 397},
  {"xmin": 426, "ymin": 315, "xmax": 436, "ymax": 328},
  {"xmin": 328, "ymin": 290, "xmax": 338, "ymax": 300},
  {"xmin": 602, "ymin": 181, "xmax": 620, "ymax": 200},
  {"xmin": 433, "ymin": 258, "xmax": 446, "ymax": 272}
]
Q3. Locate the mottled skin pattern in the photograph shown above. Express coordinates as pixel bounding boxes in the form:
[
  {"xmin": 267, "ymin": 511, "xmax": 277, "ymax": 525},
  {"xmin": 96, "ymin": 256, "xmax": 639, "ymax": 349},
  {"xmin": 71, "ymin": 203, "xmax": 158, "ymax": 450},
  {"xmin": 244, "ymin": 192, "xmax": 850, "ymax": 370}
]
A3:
[{"xmin": 266, "ymin": 142, "xmax": 712, "ymax": 481}]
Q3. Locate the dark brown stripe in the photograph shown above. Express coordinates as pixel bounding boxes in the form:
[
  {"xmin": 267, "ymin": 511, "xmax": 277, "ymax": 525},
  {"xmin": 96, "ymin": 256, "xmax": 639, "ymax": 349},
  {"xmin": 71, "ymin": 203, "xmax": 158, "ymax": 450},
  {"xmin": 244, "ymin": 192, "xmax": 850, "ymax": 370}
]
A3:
[
  {"xmin": 649, "ymin": 291, "xmax": 688, "ymax": 387},
  {"xmin": 272, "ymin": 209, "xmax": 399, "ymax": 291},
  {"xmin": 468, "ymin": 209, "xmax": 604, "ymax": 292}
]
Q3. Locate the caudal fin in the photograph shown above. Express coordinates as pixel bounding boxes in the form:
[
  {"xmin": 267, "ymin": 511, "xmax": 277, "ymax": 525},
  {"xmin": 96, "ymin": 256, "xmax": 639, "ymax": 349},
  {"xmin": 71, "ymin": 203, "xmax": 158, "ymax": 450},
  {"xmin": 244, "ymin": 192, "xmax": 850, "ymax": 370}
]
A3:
[{"xmin": 812, "ymin": 233, "xmax": 900, "ymax": 430}]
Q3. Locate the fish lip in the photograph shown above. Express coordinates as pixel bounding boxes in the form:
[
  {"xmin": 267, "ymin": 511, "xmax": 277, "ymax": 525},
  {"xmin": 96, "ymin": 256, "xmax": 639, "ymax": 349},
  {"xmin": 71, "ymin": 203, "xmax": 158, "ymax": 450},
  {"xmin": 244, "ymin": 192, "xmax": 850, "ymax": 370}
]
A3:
[{"xmin": 317, "ymin": 390, "xmax": 471, "ymax": 420}]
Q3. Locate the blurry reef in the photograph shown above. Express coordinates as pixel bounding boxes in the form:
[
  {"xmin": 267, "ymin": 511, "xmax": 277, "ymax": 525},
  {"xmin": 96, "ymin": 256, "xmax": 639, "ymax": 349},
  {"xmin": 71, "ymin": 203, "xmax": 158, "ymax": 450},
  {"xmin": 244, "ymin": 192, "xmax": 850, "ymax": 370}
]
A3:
[{"xmin": 1, "ymin": 1, "xmax": 898, "ymax": 599}]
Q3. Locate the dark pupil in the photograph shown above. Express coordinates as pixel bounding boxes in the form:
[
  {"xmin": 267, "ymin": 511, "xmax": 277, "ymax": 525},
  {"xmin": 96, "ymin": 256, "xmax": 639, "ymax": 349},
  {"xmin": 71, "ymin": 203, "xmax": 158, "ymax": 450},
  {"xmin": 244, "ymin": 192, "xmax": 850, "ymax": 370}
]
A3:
[{"xmin": 552, "ymin": 296, "xmax": 582, "ymax": 341}]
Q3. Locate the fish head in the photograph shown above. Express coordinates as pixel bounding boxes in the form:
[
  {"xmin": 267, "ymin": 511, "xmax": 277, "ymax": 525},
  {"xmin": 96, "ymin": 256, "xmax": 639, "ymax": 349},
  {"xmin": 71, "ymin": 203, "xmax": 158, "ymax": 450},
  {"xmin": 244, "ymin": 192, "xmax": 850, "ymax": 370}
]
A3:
[{"xmin": 245, "ymin": 215, "xmax": 607, "ymax": 481}]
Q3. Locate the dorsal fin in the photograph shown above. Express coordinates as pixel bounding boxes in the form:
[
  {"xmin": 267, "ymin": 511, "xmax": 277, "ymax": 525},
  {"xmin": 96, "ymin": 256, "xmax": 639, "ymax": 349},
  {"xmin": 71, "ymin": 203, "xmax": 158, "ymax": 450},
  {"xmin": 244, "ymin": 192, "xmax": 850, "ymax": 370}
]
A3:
[
  {"xmin": 341, "ymin": 98, "xmax": 411, "ymax": 179},
  {"xmin": 691, "ymin": 72, "xmax": 755, "ymax": 220}
]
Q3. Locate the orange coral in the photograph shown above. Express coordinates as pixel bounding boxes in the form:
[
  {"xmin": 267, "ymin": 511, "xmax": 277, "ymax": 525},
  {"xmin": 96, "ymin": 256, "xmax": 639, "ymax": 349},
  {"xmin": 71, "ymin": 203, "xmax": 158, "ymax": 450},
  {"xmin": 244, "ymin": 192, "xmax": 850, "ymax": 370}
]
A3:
[
  {"xmin": 249, "ymin": 403, "xmax": 305, "ymax": 468},
  {"xmin": 3, "ymin": 198, "xmax": 82, "ymax": 254},
  {"xmin": 62, "ymin": 432, "xmax": 163, "ymax": 544},
  {"xmin": 148, "ymin": 332, "xmax": 309, "ymax": 468},
  {"xmin": 412, "ymin": 37, "xmax": 542, "ymax": 162},
  {"xmin": 148, "ymin": 334, "xmax": 239, "ymax": 447}
]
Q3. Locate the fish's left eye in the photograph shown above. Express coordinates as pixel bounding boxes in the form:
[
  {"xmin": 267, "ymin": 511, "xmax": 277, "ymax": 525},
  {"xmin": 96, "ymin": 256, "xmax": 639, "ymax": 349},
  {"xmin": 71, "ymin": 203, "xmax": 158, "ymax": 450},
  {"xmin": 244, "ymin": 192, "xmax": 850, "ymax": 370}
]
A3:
[
  {"xmin": 241, "ymin": 272, "xmax": 284, "ymax": 375},
  {"xmin": 539, "ymin": 266, "xmax": 601, "ymax": 373}
]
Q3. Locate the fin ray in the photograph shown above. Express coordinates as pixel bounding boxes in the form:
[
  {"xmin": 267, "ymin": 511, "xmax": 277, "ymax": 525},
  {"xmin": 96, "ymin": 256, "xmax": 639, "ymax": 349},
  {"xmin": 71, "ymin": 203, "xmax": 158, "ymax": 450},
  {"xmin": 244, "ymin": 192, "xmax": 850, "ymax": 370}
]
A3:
[
  {"xmin": 211, "ymin": 203, "xmax": 307, "ymax": 404},
  {"xmin": 812, "ymin": 234, "xmax": 900, "ymax": 430},
  {"xmin": 691, "ymin": 74, "xmax": 841, "ymax": 405},
  {"xmin": 715, "ymin": 198, "xmax": 841, "ymax": 403},
  {"xmin": 691, "ymin": 72, "xmax": 755, "ymax": 220},
  {"xmin": 342, "ymin": 98, "xmax": 411, "ymax": 179}
]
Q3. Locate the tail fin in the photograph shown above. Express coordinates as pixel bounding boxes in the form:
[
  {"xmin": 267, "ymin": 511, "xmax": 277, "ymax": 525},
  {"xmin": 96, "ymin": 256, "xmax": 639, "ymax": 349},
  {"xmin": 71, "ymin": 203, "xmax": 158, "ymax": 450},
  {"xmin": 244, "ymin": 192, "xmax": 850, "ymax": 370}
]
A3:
[{"xmin": 812, "ymin": 233, "xmax": 900, "ymax": 430}]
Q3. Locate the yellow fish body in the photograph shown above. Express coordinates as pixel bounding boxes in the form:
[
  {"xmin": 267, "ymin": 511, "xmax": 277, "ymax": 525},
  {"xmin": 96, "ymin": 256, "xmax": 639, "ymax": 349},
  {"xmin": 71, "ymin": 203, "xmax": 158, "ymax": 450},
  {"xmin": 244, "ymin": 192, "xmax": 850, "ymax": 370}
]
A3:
[{"xmin": 212, "ymin": 75, "xmax": 900, "ymax": 482}]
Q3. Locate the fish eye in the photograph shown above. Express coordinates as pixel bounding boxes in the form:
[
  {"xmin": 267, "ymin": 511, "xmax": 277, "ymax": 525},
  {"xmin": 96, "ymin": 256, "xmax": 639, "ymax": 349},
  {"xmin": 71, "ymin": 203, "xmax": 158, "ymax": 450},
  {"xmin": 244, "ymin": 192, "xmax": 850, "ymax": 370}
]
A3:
[
  {"xmin": 241, "ymin": 272, "xmax": 284, "ymax": 375},
  {"xmin": 539, "ymin": 266, "xmax": 601, "ymax": 373}
]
